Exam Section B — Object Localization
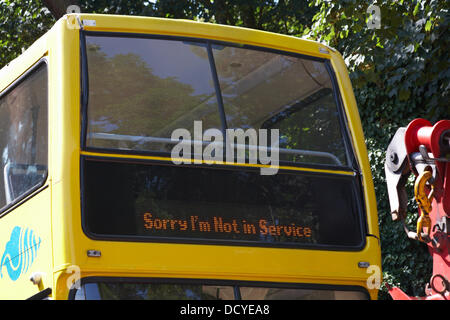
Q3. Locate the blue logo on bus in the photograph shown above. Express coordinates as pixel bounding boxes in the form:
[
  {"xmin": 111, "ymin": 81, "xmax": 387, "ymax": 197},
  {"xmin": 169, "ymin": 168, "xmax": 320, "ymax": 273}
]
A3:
[{"xmin": 0, "ymin": 226, "xmax": 41, "ymax": 281}]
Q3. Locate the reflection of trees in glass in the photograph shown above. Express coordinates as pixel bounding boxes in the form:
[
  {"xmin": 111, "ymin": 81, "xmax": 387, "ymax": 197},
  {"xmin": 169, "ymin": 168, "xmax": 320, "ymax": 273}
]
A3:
[
  {"xmin": 265, "ymin": 91, "xmax": 347, "ymax": 165},
  {"xmin": 86, "ymin": 38, "xmax": 348, "ymax": 167},
  {"xmin": 213, "ymin": 46, "xmax": 276, "ymax": 85},
  {"xmin": 0, "ymin": 65, "xmax": 47, "ymax": 208},
  {"xmin": 145, "ymin": 284, "xmax": 218, "ymax": 300},
  {"xmin": 94, "ymin": 282, "xmax": 219, "ymax": 300},
  {"xmin": 213, "ymin": 48, "xmax": 298, "ymax": 129},
  {"xmin": 86, "ymin": 43, "xmax": 212, "ymax": 150},
  {"xmin": 210, "ymin": 46, "xmax": 347, "ymax": 166}
]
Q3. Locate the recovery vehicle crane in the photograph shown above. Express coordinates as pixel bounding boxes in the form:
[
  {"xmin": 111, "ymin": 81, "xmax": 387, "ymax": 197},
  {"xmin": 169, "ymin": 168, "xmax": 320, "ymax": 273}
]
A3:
[{"xmin": 385, "ymin": 118, "xmax": 449, "ymax": 300}]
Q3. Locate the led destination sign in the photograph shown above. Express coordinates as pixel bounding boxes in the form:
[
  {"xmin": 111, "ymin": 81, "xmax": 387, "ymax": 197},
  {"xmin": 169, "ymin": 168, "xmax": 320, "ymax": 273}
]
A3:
[
  {"xmin": 143, "ymin": 213, "xmax": 312, "ymax": 240},
  {"xmin": 83, "ymin": 160, "xmax": 363, "ymax": 247}
]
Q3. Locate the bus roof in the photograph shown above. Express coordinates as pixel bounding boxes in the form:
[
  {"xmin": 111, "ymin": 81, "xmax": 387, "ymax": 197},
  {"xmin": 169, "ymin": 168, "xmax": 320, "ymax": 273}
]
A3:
[
  {"xmin": 0, "ymin": 13, "xmax": 339, "ymax": 92},
  {"xmin": 76, "ymin": 13, "xmax": 337, "ymax": 57}
]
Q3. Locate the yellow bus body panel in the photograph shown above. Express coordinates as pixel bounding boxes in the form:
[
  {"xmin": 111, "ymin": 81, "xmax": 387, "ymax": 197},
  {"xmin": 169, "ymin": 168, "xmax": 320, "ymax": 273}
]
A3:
[
  {"xmin": 0, "ymin": 14, "xmax": 381, "ymax": 300},
  {"xmin": 0, "ymin": 29, "xmax": 52, "ymax": 299}
]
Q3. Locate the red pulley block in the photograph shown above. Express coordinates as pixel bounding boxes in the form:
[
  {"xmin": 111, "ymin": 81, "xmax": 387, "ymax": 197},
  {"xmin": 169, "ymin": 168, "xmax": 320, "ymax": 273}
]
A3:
[{"xmin": 405, "ymin": 118, "xmax": 450, "ymax": 160}]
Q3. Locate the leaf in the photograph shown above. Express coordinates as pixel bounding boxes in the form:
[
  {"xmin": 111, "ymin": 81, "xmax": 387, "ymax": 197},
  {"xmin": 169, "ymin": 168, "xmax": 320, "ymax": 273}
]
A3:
[{"xmin": 413, "ymin": 2, "xmax": 420, "ymax": 16}]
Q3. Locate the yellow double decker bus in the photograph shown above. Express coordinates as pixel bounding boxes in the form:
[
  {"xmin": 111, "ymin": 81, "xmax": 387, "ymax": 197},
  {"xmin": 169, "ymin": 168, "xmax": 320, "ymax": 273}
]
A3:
[{"xmin": 0, "ymin": 14, "xmax": 381, "ymax": 300}]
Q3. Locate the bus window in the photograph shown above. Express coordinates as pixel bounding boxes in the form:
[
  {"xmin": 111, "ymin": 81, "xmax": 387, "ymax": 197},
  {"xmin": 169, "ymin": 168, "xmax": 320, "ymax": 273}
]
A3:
[
  {"xmin": 83, "ymin": 159, "xmax": 364, "ymax": 248},
  {"xmin": 71, "ymin": 279, "xmax": 368, "ymax": 300},
  {"xmin": 85, "ymin": 36, "xmax": 222, "ymax": 153},
  {"xmin": 83, "ymin": 35, "xmax": 351, "ymax": 168},
  {"xmin": 211, "ymin": 46, "xmax": 348, "ymax": 166},
  {"xmin": 239, "ymin": 286, "xmax": 368, "ymax": 300},
  {"xmin": 0, "ymin": 63, "xmax": 48, "ymax": 211},
  {"xmin": 74, "ymin": 281, "xmax": 235, "ymax": 300}
]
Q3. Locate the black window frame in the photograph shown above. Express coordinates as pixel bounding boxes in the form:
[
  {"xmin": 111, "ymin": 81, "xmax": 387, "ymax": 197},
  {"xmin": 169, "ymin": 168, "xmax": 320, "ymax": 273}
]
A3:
[
  {"xmin": 80, "ymin": 31, "xmax": 359, "ymax": 173},
  {"xmin": 79, "ymin": 31, "xmax": 369, "ymax": 251},
  {"xmin": 0, "ymin": 59, "xmax": 49, "ymax": 218},
  {"xmin": 80, "ymin": 155, "xmax": 367, "ymax": 251},
  {"xmin": 68, "ymin": 276, "xmax": 371, "ymax": 300}
]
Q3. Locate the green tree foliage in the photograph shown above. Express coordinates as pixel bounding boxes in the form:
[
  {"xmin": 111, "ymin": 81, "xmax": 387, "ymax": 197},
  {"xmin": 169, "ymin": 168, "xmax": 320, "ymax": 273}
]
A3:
[
  {"xmin": 81, "ymin": 0, "xmax": 155, "ymax": 16},
  {"xmin": 306, "ymin": 0, "xmax": 449, "ymax": 299},
  {"xmin": 150, "ymin": 0, "xmax": 316, "ymax": 35},
  {"xmin": 0, "ymin": 0, "xmax": 316, "ymax": 68},
  {"xmin": 0, "ymin": 0, "xmax": 55, "ymax": 68}
]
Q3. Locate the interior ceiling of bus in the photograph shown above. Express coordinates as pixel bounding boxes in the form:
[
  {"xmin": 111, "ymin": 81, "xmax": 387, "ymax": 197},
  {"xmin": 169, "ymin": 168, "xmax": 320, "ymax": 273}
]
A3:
[{"xmin": 154, "ymin": 54, "xmax": 330, "ymax": 137}]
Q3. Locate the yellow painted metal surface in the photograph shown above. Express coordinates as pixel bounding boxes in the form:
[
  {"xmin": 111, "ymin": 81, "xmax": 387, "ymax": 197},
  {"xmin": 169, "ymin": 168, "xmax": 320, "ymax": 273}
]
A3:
[
  {"xmin": 0, "ymin": 24, "xmax": 52, "ymax": 299},
  {"xmin": 0, "ymin": 14, "xmax": 381, "ymax": 300},
  {"xmin": 0, "ymin": 188, "xmax": 52, "ymax": 299}
]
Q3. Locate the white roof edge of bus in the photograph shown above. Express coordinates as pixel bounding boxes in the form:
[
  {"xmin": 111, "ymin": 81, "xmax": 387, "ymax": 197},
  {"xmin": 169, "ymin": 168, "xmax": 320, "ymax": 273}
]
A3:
[{"xmin": 72, "ymin": 13, "xmax": 336, "ymax": 54}]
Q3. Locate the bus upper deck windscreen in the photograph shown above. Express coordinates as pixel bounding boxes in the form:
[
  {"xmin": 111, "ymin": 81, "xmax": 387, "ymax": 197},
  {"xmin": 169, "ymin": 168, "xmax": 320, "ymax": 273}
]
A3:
[
  {"xmin": 84, "ymin": 34, "xmax": 351, "ymax": 167},
  {"xmin": 81, "ymin": 33, "xmax": 365, "ymax": 249}
]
